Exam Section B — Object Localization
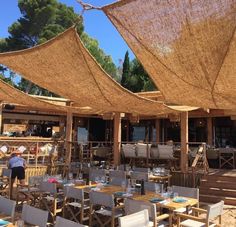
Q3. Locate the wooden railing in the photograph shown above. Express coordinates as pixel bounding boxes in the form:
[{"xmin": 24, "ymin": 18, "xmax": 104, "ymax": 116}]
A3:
[{"xmin": 0, "ymin": 137, "xmax": 64, "ymax": 166}]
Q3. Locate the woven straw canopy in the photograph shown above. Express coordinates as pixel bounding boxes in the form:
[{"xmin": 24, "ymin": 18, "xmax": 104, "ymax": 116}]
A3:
[
  {"xmin": 103, "ymin": 0, "xmax": 236, "ymax": 109},
  {"xmin": 0, "ymin": 79, "xmax": 97, "ymax": 114},
  {"xmin": 0, "ymin": 27, "xmax": 175, "ymax": 116}
]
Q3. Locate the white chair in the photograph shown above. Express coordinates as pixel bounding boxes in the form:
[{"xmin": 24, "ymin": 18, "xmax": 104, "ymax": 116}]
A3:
[
  {"xmin": 172, "ymin": 185, "xmax": 199, "ymax": 213},
  {"xmin": 55, "ymin": 216, "xmax": 88, "ymax": 227},
  {"xmin": 89, "ymin": 191, "xmax": 124, "ymax": 227},
  {"xmin": 119, "ymin": 209, "xmax": 150, "ymax": 227},
  {"xmin": 109, "ymin": 170, "xmax": 126, "ymax": 186},
  {"xmin": 0, "ymin": 196, "xmax": 16, "ymax": 222},
  {"xmin": 124, "ymin": 199, "xmax": 169, "ymax": 227},
  {"xmin": 22, "ymin": 204, "xmax": 48, "ymax": 227},
  {"xmin": 63, "ymin": 186, "xmax": 89, "ymax": 223},
  {"xmin": 177, "ymin": 200, "xmax": 224, "ymax": 227},
  {"xmin": 89, "ymin": 168, "xmax": 106, "ymax": 181}
]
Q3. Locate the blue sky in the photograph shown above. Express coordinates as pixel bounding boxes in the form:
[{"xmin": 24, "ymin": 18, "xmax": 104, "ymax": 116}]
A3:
[{"xmin": 0, "ymin": 0, "xmax": 134, "ymax": 65}]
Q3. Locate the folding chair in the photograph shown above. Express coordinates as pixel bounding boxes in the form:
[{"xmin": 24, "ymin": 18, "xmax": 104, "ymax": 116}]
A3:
[
  {"xmin": 119, "ymin": 209, "xmax": 150, "ymax": 227},
  {"xmin": 144, "ymin": 181, "xmax": 162, "ymax": 193},
  {"xmin": 177, "ymin": 201, "xmax": 224, "ymax": 227},
  {"xmin": 39, "ymin": 181, "xmax": 63, "ymax": 223},
  {"xmin": 89, "ymin": 168, "xmax": 106, "ymax": 182},
  {"xmin": 89, "ymin": 190, "xmax": 124, "ymax": 227},
  {"xmin": 124, "ymin": 199, "xmax": 169, "ymax": 227},
  {"xmin": 22, "ymin": 204, "xmax": 49, "ymax": 227},
  {"xmin": 55, "ymin": 216, "xmax": 88, "ymax": 227},
  {"xmin": 63, "ymin": 186, "xmax": 89, "ymax": 224},
  {"xmin": 16, "ymin": 175, "xmax": 43, "ymax": 206},
  {"xmin": 0, "ymin": 196, "xmax": 16, "ymax": 223},
  {"xmin": 109, "ymin": 170, "xmax": 126, "ymax": 186}
]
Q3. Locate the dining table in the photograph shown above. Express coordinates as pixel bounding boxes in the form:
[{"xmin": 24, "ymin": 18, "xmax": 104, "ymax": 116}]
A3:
[{"xmin": 133, "ymin": 192, "xmax": 198, "ymax": 226}]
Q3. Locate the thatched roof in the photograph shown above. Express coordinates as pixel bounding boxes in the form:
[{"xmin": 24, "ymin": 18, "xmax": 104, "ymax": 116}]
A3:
[{"xmin": 0, "ymin": 79, "xmax": 97, "ymax": 114}]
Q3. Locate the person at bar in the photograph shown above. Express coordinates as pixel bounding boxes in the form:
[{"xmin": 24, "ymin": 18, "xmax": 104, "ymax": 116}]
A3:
[{"xmin": 8, "ymin": 150, "xmax": 26, "ymax": 198}]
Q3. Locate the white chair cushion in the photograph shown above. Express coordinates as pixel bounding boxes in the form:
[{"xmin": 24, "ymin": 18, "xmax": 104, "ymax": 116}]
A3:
[
  {"xmin": 122, "ymin": 144, "xmax": 136, "ymax": 158},
  {"xmin": 158, "ymin": 145, "xmax": 174, "ymax": 159},
  {"xmin": 136, "ymin": 143, "xmax": 151, "ymax": 158},
  {"xmin": 180, "ymin": 219, "xmax": 216, "ymax": 227}
]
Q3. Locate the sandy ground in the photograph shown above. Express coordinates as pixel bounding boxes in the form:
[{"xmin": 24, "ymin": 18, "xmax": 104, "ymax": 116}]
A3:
[{"xmin": 198, "ymin": 203, "xmax": 236, "ymax": 227}]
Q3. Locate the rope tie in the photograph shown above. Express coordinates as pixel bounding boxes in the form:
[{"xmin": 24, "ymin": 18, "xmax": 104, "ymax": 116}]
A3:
[{"xmin": 76, "ymin": 0, "xmax": 101, "ymax": 12}]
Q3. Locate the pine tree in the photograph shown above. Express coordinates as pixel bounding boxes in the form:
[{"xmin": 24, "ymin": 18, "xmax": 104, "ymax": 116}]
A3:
[{"xmin": 121, "ymin": 51, "xmax": 130, "ymax": 87}]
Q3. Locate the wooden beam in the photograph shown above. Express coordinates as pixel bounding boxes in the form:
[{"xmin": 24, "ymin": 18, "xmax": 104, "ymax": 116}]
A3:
[
  {"xmin": 180, "ymin": 112, "xmax": 189, "ymax": 173},
  {"xmin": 3, "ymin": 112, "xmax": 60, "ymax": 121},
  {"xmin": 207, "ymin": 117, "xmax": 213, "ymax": 146},
  {"xmin": 113, "ymin": 113, "xmax": 121, "ymax": 166},
  {"xmin": 155, "ymin": 119, "xmax": 160, "ymax": 144}
]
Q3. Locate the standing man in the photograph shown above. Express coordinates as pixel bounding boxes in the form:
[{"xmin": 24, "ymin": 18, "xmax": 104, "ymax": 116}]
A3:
[{"xmin": 8, "ymin": 151, "xmax": 26, "ymax": 198}]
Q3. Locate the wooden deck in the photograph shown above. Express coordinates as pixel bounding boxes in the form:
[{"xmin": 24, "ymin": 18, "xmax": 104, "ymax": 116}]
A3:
[{"xmin": 200, "ymin": 169, "xmax": 236, "ymax": 206}]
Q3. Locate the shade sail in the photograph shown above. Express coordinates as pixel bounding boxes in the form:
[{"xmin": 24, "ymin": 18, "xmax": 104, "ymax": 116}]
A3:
[
  {"xmin": 0, "ymin": 27, "xmax": 175, "ymax": 116},
  {"xmin": 103, "ymin": 0, "xmax": 236, "ymax": 109},
  {"xmin": 0, "ymin": 79, "xmax": 99, "ymax": 114}
]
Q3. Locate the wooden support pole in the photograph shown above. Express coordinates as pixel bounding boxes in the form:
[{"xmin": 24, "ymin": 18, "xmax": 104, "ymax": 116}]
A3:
[
  {"xmin": 65, "ymin": 110, "xmax": 73, "ymax": 170},
  {"xmin": 113, "ymin": 113, "xmax": 121, "ymax": 166},
  {"xmin": 181, "ymin": 112, "xmax": 189, "ymax": 173},
  {"xmin": 0, "ymin": 103, "xmax": 2, "ymax": 134},
  {"xmin": 155, "ymin": 119, "xmax": 160, "ymax": 144},
  {"xmin": 207, "ymin": 117, "xmax": 213, "ymax": 146},
  {"xmin": 59, "ymin": 116, "xmax": 65, "ymax": 139}
]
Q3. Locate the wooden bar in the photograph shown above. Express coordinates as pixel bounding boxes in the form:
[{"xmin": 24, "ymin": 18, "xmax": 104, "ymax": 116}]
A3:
[
  {"xmin": 207, "ymin": 117, "xmax": 213, "ymax": 146},
  {"xmin": 113, "ymin": 113, "xmax": 121, "ymax": 166},
  {"xmin": 180, "ymin": 112, "xmax": 189, "ymax": 173}
]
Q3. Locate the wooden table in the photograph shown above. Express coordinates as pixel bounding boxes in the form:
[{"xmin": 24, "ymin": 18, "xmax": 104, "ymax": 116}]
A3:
[
  {"xmin": 133, "ymin": 192, "xmax": 198, "ymax": 226},
  {"xmin": 148, "ymin": 174, "xmax": 172, "ymax": 187},
  {"xmin": 0, "ymin": 214, "xmax": 14, "ymax": 227}
]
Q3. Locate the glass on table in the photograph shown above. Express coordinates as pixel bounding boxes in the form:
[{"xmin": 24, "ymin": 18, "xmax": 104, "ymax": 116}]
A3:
[
  {"xmin": 95, "ymin": 176, "xmax": 100, "ymax": 183},
  {"xmin": 173, "ymin": 192, "xmax": 179, "ymax": 198},
  {"xmin": 16, "ymin": 219, "xmax": 24, "ymax": 227},
  {"xmin": 121, "ymin": 180, "xmax": 126, "ymax": 192}
]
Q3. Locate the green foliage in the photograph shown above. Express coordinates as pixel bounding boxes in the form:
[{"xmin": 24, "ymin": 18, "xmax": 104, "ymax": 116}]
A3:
[
  {"xmin": 121, "ymin": 52, "xmax": 156, "ymax": 92},
  {"xmin": 121, "ymin": 51, "xmax": 130, "ymax": 87},
  {"xmin": 0, "ymin": 0, "xmax": 83, "ymax": 96},
  {"xmin": 81, "ymin": 33, "xmax": 118, "ymax": 80},
  {"xmin": 0, "ymin": 74, "xmax": 15, "ymax": 86},
  {"xmin": 0, "ymin": 0, "xmax": 118, "ymax": 95}
]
